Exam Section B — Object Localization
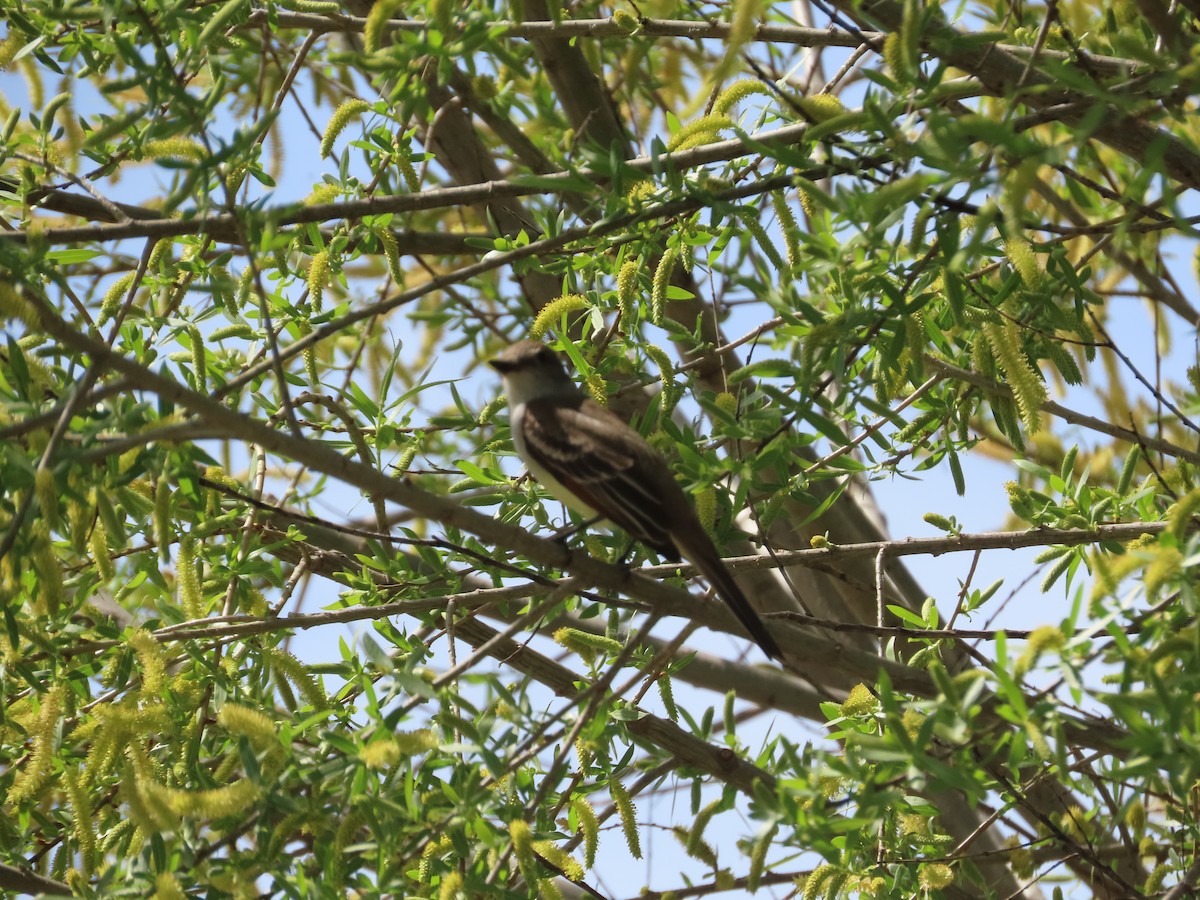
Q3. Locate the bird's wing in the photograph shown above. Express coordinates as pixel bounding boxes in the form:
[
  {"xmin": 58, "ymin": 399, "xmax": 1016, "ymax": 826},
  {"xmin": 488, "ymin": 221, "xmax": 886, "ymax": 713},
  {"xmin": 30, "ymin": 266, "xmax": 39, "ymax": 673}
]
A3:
[
  {"xmin": 522, "ymin": 397, "xmax": 783, "ymax": 660},
  {"xmin": 520, "ymin": 397, "xmax": 679, "ymax": 559}
]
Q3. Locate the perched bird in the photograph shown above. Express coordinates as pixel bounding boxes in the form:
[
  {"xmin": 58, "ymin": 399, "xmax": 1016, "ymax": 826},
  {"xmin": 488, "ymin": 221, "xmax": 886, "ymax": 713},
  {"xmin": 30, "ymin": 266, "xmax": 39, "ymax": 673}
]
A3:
[{"xmin": 489, "ymin": 340, "xmax": 782, "ymax": 661}]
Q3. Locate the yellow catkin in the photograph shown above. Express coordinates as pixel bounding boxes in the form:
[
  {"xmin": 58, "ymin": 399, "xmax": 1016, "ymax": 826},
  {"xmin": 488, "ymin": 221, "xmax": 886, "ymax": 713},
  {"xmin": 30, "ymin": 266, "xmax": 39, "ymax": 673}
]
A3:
[
  {"xmin": 319, "ymin": 98, "xmax": 371, "ymax": 158},
  {"xmin": 279, "ymin": 0, "xmax": 341, "ymax": 13},
  {"xmin": 7, "ymin": 686, "xmax": 64, "ymax": 804},
  {"xmin": 305, "ymin": 183, "xmax": 339, "ymax": 206},
  {"xmin": 574, "ymin": 737, "xmax": 592, "ymax": 772},
  {"xmin": 217, "ymin": 702, "xmax": 277, "ymax": 750},
  {"xmin": 393, "ymin": 728, "xmax": 438, "ymax": 753},
  {"xmin": 771, "ymin": 190, "xmax": 801, "ymax": 270},
  {"xmin": 307, "ymin": 249, "xmax": 330, "ymax": 313},
  {"xmin": 30, "ymin": 520, "xmax": 62, "ymax": 616},
  {"xmin": 693, "ymin": 487, "xmax": 717, "ymax": 535},
  {"xmin": 553, "ymin": 628, "xmax": 622, "ymax": 658},
  {"xmin": 298, "ymin": 318, "xmax": 319, "ymax": 386},
  {"xmin": 1090, "ymin": 549, "xmax": 1140, "ymax": 605},
  {"xmin": 672, "ymin": 825, "xmax": 716, "ymax": 867},
  {"xmin": 1145, "ymin": 546, "xmax": 1183, "ymax": 597},
  {"xmin": 572, "ymin": 796, "xmax": 599, "ymax": 869},
  {"xmin": 96, "ymin": 818, "xmax": 135, "ymax": 860},
  {"xmin": 163, "ymin": 780, "xmax": 260, "ymax": 818},
  {"xmin": 470, "ymin": 73, "xmax": 498, "ymax": 100},
  {"xmin": 798, "ymin": 187, "xmax": 817, "ymax": 219},
  {"xmin": 1168, "ymin": 487, "xmax": 1200, "ymax": 540},
  {"xmin": 176, "ymin": 532, "xmax": 205, "ymax": 620},
  {"xmin": 657, "ymin": 673, "xmax": 678, "ymax": 721},
  {"xmin": 0, "ymin": 281, "xmax": 38, "ymax": 328},
  {"xmin": 363, "ymin": 0, "xmax": 404, "ymax": 52},
  {"xmin": 918, "ymin": 864, "xmax": 954, "ymax": 890},
  {"xmin": 624, "ymin": 179, "xmax": 655, "ymax": 208},
  {"xmin": 264, "ymin": 809, "xmax": 316, "ymax": 865},
  {"xmin": 1025, "ymin": 719, "xmax": 1053, "ymax": 760},
  {"xmin": 0, "ymin": 28, "xmax": 28, "ymax": 69},
  {"xmin": 741, "ymin": 215, "xmax": 786, "ymax": 270},
  {"xmin": 1005, "ymin": 236, "xmax": 1041, "ymax": 288},
  {"xmin": 1002, "ymin": 159, "xmax": 1040, "ymax": 229},
  {"xmin": 898, "ymin": 0, "xmax": 922, "ymax": 79},
  {"xmin": 616, "ymin": 259, "xmax": 639, "ymax": 324},
  {"xmin": 64, "ymin": 767, "xmax": 96, "ymax": 877},
  {"xmin": 882, "ymin": 32, "xmax": 911, "ymax": 81},
  {"xmin": 208, "ymin": 323, "xmax": 258, "ymax": 342},
  {"xmin": 34, "ymin": 467, "xmax": 59, "ymax": 531},
  {"xmin": 650, "ymin": 247, "xmax": 678, "ymax": 326},
  {"xmin": 212, "ymin": 750, "xmax": 240, "ymax": 784},
  {"xmin": 236, "ymin": 266, "xmax": 253, "ymax": 314},
  {"xmin": 840, "ymin": 683, "xmax": 878, "ymax": 716},
  {"xmin": 582, "ymin": 373, "xmax": 608, "ymax": 408},
  {"xmin": 531, "ymin": 294, "xmax": 588, "ymax": 339},
  {"xmin": 686, "ymin": 799, "xmax": 720, "ymax": 856},
  {"xmin": 982, "ymin": 318, "xmax": 1045, "ymax": 434},
  {"xmin": 418, "ymin": 834, "xmax": 453, "ymax": 882},
  {"xmin": 266, "ymin": 647, "xmax": 329, "ymax": 710},
  {"xmin": 713, "ymin": 392, "xmax": 737, "ymax": 417},
  {"xmin": 804, "ymin": 863, "xmax": 849, "ymax": 899},
  {"xmin": 152, "ymin": 872, "xmax": 186, "ymax": 900},
  {"xmin": 16, "ymin": 333, "xmax": 45, "ymax": 353},
  {"xmin": 88, "ymin": 520, "xmax": 114, "ymax": 581},
  {"xmin": 378, "ymin": 228, "xmax": 403, "ymax": 283},
  {"xmin": 510, "ymin": 820, "xmax": 538, "ymax": 885},
  {"xmin": 99, "ymin": 272, "xmax": 136, "ymax": 325},
  {"xmin": 128, "ymin": 629, "xmax": 167, "ymax": 694},
  {"xmin": 747, "ymin": 823, "xmax": 777, "ymax": 892},
  {"xmin": 187, "ymin": 325, "xmax": 206, "ymax": 392},
  {"xmin": 1126, "ymin": 798, "xmax": 1146, "ymax": 834},
  {"xmin": 20, "ymin": 56, "xmax": 43, "ymax": 112},
  {"xmin": 94, "ymin": 490, "xmax": 124, "ymax": 552},
  {"xmin": 1145, "ymin": 864, "xmax": 1170, "ymax": 893},
  {"xmin": 665, "ymin": 114, "xmax": 733, "ymax": 151},
  {"xmin": 609, "ymin": 780, "xmax": 642, "ymax": 859},
  {"xmin": 1039, "ymin": 553, "xmax": 1073, "ymax": 592},
  {"xmin": 1041, "ymin": 339, "xmax": 1082, "ymax": 386},
  {"xmin": 396, "ymin": 144, "xmax": 418, "ymax": 191},
  {"xmin": 795, "ymin": 93, "xmax": 847, "ymax": 123},
  {"xmin": 142, "ymin": 139, "xmax": 206, "ymax": 162},
  {"xmin": 359, "ymin": 738, "xmax": 401, "ymax": 770},
  {"xmin": 713, "ymin": 78, "xmax": 772, "ymax": 117},
  {"xmin": 438, "ymin": 871, "xmax": 463, "ymax": 900},
  {"xmin": 643, "ymin": 345, "xmax": 678, "ymax": 415}
]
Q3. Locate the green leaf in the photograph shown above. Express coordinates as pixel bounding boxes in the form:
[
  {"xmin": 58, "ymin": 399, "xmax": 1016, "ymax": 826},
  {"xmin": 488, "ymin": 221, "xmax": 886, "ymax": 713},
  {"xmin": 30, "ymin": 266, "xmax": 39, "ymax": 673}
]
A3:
[{"xmin": 45, "ymin": 249, "xmax": 100, "ymax": 264}]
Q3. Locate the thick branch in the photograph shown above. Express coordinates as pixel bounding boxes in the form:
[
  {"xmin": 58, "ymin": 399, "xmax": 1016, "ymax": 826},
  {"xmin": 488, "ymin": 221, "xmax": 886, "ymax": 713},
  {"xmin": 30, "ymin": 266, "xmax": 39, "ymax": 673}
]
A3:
[
  {"xmin": 2, "ymin": 121, "xmax": 820, "ymax": 245},
  {"xmin": 0, "ymin": 862, "xmax": 72, "ymax": 896}
]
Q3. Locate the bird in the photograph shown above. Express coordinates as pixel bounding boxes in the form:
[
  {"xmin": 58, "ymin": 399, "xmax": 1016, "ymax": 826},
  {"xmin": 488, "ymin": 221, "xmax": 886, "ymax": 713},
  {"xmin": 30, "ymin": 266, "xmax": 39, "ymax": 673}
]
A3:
[{"xmin": 488, "ymin": 339, "xmax": 782, "ymax": 661}]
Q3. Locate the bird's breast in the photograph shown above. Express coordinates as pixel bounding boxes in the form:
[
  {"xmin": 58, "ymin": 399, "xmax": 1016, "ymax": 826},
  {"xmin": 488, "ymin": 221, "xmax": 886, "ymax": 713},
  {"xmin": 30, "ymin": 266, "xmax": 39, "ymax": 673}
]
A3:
[{"xmin": 510, "ymin": 402, "xmax": 598, "ymax": 518}]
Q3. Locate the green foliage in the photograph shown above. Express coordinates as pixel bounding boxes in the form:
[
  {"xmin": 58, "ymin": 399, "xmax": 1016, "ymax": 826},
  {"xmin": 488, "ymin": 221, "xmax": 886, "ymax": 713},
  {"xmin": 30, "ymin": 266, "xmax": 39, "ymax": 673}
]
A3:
[{"xmin": 0, "ymin": 0, "xmax": 1197, "ymax": 896}]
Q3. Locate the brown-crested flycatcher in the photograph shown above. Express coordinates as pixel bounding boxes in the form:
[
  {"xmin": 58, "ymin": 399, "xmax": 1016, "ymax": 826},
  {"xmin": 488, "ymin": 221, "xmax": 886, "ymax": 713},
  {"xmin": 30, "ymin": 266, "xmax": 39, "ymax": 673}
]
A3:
[{"xmin": 489, "ymin": 340, "xmax": 782, "ymax": 661}]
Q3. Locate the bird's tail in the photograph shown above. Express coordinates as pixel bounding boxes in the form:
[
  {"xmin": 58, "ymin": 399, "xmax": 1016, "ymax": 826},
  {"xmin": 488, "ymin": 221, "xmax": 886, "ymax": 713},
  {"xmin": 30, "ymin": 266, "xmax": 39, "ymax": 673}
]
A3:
[{"xmin": 675, "ymin": 531, "xmax": 783, "ymax": 661}]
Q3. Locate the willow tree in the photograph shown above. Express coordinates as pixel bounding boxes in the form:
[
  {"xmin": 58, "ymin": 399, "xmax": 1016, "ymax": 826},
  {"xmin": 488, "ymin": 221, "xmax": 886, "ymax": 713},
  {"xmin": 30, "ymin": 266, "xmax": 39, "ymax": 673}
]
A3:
[{"xmin": 1, "ymin": 1, "xmax": 1197, "ymax": 897}]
